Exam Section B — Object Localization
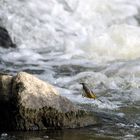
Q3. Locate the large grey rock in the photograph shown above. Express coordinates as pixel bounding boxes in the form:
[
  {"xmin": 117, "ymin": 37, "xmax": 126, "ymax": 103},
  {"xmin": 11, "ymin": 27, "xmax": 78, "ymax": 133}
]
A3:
[{"xmin": 0, "ymin": 72, "xmax": 98, "ymax": 130}]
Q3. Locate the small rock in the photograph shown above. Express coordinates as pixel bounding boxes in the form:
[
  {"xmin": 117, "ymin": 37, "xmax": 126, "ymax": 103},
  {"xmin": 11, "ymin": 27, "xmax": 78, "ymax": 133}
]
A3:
[
  {"xmin": 124, "ymin": 134, "xmax": 135, "ymax": 138},
  {"xmin": 43, "ymin": 135, "xmax": 49, "ymax": 139},
  {"xmin": 1, "ymin": 133, "xmax": 8, "ymax": 137}
]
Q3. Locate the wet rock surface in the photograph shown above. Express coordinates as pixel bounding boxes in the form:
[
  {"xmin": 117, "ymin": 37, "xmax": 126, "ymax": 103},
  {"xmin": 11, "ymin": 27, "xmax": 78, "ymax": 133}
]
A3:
[
  {"xmin": 0, "ymin": 27, "xmax": 16, "ymax": 48},
  {"xmin": 0, "ymin": 72, "xmax": 98, "ymax": 130}
]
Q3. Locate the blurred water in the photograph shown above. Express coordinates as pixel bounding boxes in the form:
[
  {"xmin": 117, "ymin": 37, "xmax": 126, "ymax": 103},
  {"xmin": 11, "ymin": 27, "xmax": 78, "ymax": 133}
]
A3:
[{"xmin": 0, "ymin": 0, "xmax": 140, "ymax": 139}]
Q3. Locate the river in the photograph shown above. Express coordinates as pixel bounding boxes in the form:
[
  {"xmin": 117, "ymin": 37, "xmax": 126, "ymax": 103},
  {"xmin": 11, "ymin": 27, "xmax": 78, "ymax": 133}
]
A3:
[{"xmin": 0, "ymin": 0, "xmax": 140, "ymax": 139}]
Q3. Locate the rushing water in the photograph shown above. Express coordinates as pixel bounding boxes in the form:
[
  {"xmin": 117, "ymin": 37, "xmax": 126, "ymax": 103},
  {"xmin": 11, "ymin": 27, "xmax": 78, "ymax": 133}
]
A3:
[{"xmin": 0, "ymin": 0, "xmax": 140, "ymax": 139}]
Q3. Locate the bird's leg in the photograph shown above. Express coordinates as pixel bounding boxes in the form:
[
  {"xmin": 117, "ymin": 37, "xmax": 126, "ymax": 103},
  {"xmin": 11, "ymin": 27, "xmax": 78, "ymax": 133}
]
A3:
[{"xmin": 97, "ymin": 98, "xmax": 104, "ymax": 103}]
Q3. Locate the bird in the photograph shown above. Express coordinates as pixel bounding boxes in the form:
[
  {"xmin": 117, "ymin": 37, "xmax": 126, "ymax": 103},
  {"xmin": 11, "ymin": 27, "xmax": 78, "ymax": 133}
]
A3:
[
  {"xmin": 80, "ymin": 83, "xmax": 103, "ymax": 102},
  {"xmin": 80, "ymin": 83, "xmax": 96, "ymax": 99}
]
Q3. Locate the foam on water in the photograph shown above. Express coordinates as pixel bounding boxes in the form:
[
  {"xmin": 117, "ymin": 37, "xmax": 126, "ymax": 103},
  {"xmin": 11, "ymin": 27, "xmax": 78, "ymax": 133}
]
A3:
[
  {"xmin": 84, "ymin": 25, "xmax": 140, "ymax": 62},
  {"xmin": 0, "ymin": 0, "xmax": 140, "ymax": 62}
]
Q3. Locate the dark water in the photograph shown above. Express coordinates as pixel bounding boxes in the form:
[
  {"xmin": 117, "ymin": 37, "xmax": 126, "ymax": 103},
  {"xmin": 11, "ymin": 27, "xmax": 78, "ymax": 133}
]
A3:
[
  {"xmin": 0, "ymin": 124, "xmax": 139, "ymax": 140},
  {"xmin": 0, "ymin": 130, "xmax": 131, "ymax": 140}
]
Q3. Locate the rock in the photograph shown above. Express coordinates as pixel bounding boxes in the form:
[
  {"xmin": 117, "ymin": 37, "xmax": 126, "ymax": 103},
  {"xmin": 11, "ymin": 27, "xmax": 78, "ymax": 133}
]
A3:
[
  {"xmin": 1, "ymin": 133, "xmax": 8, "ymax": 137},
  {"xmin": 43, "ymin": 135, "xmax": 49, "ymax": 139},
  {"xmin": 0, "ymin": 72, "xmax": 98, "ymax": 130},
  {"xmin": 0, "ymin": 27, "xmax": 16, "ymax": 48}
]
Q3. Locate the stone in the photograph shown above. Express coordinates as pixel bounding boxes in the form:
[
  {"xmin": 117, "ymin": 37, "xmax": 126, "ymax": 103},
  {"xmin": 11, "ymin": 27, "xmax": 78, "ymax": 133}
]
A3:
[
  {"xmin": 1, "ymin": 133, "xmax": 8, "ymax": 137},
  {"xmin": 0, "ymin": 72, "xmax": 98, "ymax": 130},
  {"xmin": 0, "ymin": 27, "xmax": 16, "ymax": 48}
]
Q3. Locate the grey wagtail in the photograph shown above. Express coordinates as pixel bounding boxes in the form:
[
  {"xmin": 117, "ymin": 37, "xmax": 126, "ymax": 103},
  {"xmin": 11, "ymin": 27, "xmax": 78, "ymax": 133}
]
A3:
[{"xmin": 80, "ymin": 83, "xmax": 103, "ymax": 102}]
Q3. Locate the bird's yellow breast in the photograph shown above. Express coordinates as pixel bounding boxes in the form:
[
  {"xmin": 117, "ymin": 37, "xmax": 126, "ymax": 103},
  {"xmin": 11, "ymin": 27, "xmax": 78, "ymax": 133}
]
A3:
[{"xmin": 84, "ymin": 91, "xmax": 96, "ymax": 99}]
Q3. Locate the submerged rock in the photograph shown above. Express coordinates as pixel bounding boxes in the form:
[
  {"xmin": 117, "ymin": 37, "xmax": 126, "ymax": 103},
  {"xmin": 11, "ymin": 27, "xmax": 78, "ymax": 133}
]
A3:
[
  {"xmin": 0, "ymin": 27, "xmax": 16, "ymax": 48},
  {"xmin": 0, "ymin": 72, "xmax": 98, "ymax": 130}
]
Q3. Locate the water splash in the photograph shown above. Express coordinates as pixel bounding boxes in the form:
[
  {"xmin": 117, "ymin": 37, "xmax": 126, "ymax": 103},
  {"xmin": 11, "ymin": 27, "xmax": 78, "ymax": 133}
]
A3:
[{"xmin": 0, "ymin": 0, "xmax": 140, "ymax": 62}]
